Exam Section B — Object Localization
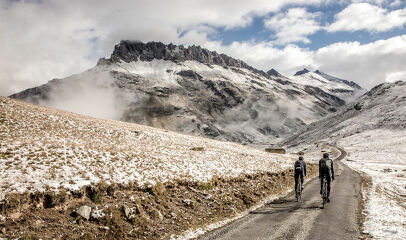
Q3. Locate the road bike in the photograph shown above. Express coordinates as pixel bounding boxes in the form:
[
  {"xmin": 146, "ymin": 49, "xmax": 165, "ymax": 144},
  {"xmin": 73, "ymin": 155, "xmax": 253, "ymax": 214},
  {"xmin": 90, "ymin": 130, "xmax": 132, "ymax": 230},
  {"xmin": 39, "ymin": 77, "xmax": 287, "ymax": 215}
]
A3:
[
  {"xmin": 321, "ymin": 175, "xmax": 328, "ymax": 208},
  {"xmin": 295, "ymin": 176, "xmax": 302, "ymax": 202}
]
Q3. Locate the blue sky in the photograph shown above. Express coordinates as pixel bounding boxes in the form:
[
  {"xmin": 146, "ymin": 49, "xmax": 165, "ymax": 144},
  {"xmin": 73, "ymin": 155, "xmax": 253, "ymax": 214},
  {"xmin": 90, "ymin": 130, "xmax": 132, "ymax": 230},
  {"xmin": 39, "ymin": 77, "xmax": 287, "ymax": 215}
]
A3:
[
  {"xmin": 210, "ymin": 1, "xmax": 406, "ymax": 51},
  {"xmin": 1, "ymin": 0, "xmax": 406, "ymax": 95}
]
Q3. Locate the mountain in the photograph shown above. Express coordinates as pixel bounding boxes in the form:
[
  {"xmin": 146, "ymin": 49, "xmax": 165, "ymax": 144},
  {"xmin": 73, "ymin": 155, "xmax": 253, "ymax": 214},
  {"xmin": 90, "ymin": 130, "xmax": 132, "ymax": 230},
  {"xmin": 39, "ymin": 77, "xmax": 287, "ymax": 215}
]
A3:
[
  {"xmin": 291, "ymin": 68, "xmax": 366, "ymax": 102},
  {"xmin": 281, "ymin": 80, "xmax": 406, "ymax": 148},
  {"xmin": 11, "ymin": 41, "xmax": 348, "ymax": 145}
]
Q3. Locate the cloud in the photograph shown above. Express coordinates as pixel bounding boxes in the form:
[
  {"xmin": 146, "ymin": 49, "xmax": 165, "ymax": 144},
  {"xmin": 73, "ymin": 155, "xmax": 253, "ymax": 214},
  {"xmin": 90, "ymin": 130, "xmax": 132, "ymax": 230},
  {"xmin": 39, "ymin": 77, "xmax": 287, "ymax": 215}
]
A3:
[
  {"xmin": 0, "ymin": 0, "xmax": 405, "ymax": 98},
  {"xmin": 264, "ymin": 8, "xmax": 322, "ymax": 44},
  {"xmin": 0, "ymin": 1, "xmax": 97, "ymax": 96},
  {"xmin": 314, "ymin": 34, "xmax": 406, "ymax": 88},
  {"xmin": 328, "ymin": 3, "xmax": 406, "ymax": 32},
  {"xmin": 385, "ymin": 71, "xmax": 406, "ymax": 82},
  {"xmin": 0, "ymin": 0, "xmax": 327, "ymax": 96},
  {"xmin": 205, "ymin": 41, "xmax": 315, "ymax": 74},
  {"xmin": 390, "ymin": 0, "xmax": 403, "ymax": 8},
  {"xmin": 204, "ymin": 34, "xmax": 406, "ymax": 89}
]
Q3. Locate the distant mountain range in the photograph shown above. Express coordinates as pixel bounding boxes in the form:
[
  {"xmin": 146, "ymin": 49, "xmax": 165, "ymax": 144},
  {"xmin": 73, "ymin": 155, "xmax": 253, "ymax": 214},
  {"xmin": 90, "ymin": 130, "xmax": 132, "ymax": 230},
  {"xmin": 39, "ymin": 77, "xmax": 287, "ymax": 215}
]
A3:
[{"xmin": 10, "ymin": 41, "xmax": 365, "ymax": 144}]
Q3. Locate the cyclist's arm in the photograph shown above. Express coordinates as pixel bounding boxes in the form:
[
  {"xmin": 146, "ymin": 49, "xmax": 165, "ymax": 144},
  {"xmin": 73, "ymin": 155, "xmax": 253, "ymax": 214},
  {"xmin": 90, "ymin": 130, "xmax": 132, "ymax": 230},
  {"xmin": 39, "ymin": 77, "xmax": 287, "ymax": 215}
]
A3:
[
  {"xmin": 318, "ymin": 160, "xmax": 321, "ymax": 178},
  {"xmin": 331, "ymin": 160, "xmax": 335, "ymax": 179}
]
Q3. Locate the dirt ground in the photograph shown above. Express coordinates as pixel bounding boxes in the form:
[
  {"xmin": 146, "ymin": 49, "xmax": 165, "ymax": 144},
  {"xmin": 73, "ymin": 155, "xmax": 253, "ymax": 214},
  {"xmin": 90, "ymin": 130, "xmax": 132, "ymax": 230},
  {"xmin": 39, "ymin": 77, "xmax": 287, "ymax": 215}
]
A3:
[{"xmin": 0, "ymin": 165, "xmax": 317, "ymax": 239}]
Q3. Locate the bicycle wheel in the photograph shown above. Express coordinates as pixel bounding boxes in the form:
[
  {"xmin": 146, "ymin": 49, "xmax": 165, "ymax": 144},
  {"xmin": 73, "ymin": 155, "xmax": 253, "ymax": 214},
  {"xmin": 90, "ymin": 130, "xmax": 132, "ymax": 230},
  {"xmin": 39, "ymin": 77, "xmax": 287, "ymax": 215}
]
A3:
[
  {"xmin": 298, "ymin": 177, "xmax": 302, "ymax": 200},
  {"xmin": 295, "ymin": 176, "xmax": 302, "ymax": 202},
  {"xmin": 322, "ymin": 177, "xmax": 327, "ymax": 208}
]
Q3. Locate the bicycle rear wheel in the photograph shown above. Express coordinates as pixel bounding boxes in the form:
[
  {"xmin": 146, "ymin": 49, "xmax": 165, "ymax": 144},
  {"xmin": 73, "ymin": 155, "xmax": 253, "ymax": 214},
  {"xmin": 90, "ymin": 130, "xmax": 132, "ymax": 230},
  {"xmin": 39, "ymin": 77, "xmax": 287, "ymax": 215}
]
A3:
[
  {"xmin": 322, "ymin": 177, "xmax": 328, "ymax": 208},
  {"xmin": 295, "ymin": 176, "xmax": 302, "ymax": 202}
]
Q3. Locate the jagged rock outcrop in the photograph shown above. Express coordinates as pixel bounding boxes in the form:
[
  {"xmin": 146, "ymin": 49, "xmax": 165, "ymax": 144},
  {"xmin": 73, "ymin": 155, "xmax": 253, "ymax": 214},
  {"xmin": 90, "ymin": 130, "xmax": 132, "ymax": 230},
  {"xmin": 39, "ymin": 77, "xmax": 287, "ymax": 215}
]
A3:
[
  {"xmin": 294, "ymin": 68, "xmax": 310, "ymax": 76},
  {"xmin": 105, "ymin": 40, "xmax": 270, "ymax": 78},
  {"xmin": 267, "ymin": 68, "xmax": 284, "ymax": 78}
]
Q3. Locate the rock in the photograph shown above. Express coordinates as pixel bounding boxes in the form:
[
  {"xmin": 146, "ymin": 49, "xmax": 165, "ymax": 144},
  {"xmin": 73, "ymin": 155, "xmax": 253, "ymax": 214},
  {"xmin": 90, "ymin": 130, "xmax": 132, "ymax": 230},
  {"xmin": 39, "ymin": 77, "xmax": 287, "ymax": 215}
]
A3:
[
  {"xmin": 1, "ymin": 227, "xmax": 5, "ymax": 234},
  {"xmin": 122, "ymin": 204, "xmax": 131, "ymax": 219},
  {"xmin": 294, "ymin": 68, "xmax": 310, "ymax": 76},
  {"xmin": 109, "ymin": 41, "xmax": 268, "ymax": 77},
  {"xmin": 157, "ymin": 211, "xmax": 163, "ymax": 221},
  {"xmin": 266, "ymin": 68, "xmax": 283, "ymax": 77},
  {"xmin": 75, "ymin": 205, "xmax": 92, "ymax": 220},
  {"xmin": 182, "ymin": 199, "xmax": 193, "ymax": 207},
  {"xmin": 354, "ymin": 103, "xmax": 362, "ymax": 110}
]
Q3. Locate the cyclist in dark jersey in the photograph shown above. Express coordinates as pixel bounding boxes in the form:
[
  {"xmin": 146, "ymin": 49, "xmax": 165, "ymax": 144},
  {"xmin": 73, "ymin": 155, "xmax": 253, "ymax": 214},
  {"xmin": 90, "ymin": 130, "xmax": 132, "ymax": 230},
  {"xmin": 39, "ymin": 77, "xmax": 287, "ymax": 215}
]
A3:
[
  {"xmin": 319, "ymin": 153, "xmax": 334, "ymax": 202},
  {"xmin": 294, "ymin": 156, "xmax": 307, "ymax": 192}
]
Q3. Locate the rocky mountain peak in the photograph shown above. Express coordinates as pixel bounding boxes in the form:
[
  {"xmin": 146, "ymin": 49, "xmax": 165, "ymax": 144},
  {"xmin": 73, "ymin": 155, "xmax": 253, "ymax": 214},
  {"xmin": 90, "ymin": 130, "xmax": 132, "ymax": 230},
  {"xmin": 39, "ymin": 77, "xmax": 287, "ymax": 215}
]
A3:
[
  {"xmin": 294, "ymin": 68, "xmax": 310, "ymax": 76},
  {"xmin": 313, "ymin": 70, "xmax": 363, "ymax": 90},
  {"xmin": 101, "ymin": 40, "xmax": 268, "ymax": 77},
  {"xmin": 266, "ymin": 68, "xmax": 283, "ymax": 77}
]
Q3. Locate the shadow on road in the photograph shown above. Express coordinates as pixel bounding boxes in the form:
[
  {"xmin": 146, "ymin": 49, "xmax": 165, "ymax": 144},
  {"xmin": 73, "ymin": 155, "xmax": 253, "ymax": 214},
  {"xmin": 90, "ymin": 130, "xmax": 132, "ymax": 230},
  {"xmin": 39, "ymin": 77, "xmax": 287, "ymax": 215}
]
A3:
[{"xmin": 249, "ymin": 203, "xmax": 323, "ymax": 215}]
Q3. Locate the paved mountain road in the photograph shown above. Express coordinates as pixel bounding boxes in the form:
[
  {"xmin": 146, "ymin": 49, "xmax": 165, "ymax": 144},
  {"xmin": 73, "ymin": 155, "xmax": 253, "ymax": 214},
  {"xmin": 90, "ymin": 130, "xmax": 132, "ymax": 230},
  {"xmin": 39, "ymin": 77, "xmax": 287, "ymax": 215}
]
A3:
[{"xmin": 198, "ymin": 148, "xmax": 361, "ymax": 240}]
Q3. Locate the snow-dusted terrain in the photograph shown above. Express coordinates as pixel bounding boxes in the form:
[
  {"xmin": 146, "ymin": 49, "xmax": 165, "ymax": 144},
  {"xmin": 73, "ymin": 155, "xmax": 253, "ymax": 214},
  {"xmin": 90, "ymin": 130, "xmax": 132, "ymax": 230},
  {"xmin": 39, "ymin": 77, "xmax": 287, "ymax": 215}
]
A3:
[
  {"xmin": 338, "ymin": 129, "xmax": 406, "ymax": 239},
  {"xmin": 10, "ymin": 41, "xmax": 357, "ymax": 145},
  {"xmin": 291, "ymin": 69, "xmax": 365, "ymax": 102},
  {"xmin": 0, "ymin": 96, "xmax": 294, "ymax": 200},
  {"xmin": 282, "ymin": 81, "xmax": 406, "ymax": 239}
]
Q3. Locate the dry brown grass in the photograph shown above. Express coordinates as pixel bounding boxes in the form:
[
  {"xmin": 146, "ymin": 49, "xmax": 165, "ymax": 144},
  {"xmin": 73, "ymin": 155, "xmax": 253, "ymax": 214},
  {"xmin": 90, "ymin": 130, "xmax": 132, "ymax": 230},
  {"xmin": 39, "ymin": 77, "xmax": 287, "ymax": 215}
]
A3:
[
  {"xmin": 358, "ymin": 173, "xmax": 373, "ymax": 240},
  {"xmin": 0, "ymin": 165, "xmax": 319, "ymax": 239}
]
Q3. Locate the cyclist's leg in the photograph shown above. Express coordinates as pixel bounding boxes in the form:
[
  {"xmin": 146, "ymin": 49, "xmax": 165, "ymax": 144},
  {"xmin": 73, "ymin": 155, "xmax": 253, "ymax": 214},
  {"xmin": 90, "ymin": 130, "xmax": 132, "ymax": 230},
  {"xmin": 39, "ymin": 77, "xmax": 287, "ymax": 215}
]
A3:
[
  {"xmin": 326, "ymin": 174, "xmax": 331, "ymax": 198},
  {"xmin": 300, "ymin": 173, "xmax": 304, "ymax": 190},
  {"xmin": 320, "ymin": 174, "xmax": 323, "ymax": 194},
  {"xmin": 294, "ymin": 171, "xmax": 298, "ymax": 192}
]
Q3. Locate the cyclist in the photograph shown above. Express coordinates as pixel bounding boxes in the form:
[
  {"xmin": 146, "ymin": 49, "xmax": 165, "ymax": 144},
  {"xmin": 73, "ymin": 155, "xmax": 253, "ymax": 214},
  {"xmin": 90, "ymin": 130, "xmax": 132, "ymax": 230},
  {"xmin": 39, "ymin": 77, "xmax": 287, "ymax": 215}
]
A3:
[
  {"xmin": 319, "ymin": 152, "xmax": 334, "ymax": 202},
  {"xmin": 294, "ymin": 156, "xmax": 306, "ymax": 192}
]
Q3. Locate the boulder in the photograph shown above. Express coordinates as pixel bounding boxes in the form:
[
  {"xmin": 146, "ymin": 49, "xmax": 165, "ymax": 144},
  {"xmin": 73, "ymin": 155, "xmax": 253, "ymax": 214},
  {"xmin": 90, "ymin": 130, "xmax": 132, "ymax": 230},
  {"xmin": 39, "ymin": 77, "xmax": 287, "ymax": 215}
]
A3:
[{"xmin": 75, "ymin": 205, "xmax": 92, "ymax": 220}]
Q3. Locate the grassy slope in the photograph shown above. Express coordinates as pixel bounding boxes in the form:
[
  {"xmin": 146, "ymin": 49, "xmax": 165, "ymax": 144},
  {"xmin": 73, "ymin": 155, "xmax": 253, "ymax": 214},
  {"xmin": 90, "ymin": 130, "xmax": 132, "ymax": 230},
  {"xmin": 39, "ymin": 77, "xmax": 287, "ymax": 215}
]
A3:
[{"xmin": 0, "ymin": 97, "xmax": 318, "ymax": 239}]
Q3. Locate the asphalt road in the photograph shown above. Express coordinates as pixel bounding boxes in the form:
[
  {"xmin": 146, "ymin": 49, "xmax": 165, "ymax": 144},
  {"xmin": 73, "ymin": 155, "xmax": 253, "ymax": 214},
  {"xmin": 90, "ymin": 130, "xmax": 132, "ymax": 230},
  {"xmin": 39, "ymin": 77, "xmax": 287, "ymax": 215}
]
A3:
[{"xmin": 198, "ymin": 148, "xmax": 361, "ymax": 240}]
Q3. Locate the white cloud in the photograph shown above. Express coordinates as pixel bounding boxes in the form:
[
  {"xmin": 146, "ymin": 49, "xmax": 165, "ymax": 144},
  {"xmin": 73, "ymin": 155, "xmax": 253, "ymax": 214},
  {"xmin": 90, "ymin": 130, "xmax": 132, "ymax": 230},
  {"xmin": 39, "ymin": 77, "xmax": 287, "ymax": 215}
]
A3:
[
  {"xmin": 205, "ymin": 41, "xmax": 315, "ymax": 74},
  {"xmin": 385, "ymin": 71, "xmax": 406, "ymax": 82},
  {"xmin": 265, "ymin": 8, "xmax": 322, "ymax": 44},
  {"xmin": 0, "ymin": 1, "xmax": 97, "ymax": 96},
  {"xmin": 328, "ymin": 3, "xmax": 406, "ymax": 32},
  {"xmin": 314, "ymin": 35, "xmax": 406, "ymax": 88},
  {"xmin": 204, "ymin": 34, "xmax": 406, "ymax": 89},
  {"xmin": 390, "ymin": 0, "xmax": 403, "ymax": 8},
  {"xmin": 0, "ymin": 0, "xmax": 327, "ymax": 96},
  {"xmin": 0, "ymin": 0, "xmax": 405, "ymax": 97}
]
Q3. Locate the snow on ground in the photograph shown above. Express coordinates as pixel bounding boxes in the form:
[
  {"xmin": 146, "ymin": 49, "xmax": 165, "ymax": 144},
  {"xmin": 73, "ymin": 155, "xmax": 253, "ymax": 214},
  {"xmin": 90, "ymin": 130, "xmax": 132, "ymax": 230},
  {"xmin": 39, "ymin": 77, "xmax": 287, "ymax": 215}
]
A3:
[
  {"xmin": 0, "ymin": 96, "xmax": 294, "ymax": 199},
  {"xmin": 114, "ymin": 59, "xmax": 272, "ymax": 89},
  {"xmin": 337, "ymin": 129, "xmax": 406, "ymax": 239}
]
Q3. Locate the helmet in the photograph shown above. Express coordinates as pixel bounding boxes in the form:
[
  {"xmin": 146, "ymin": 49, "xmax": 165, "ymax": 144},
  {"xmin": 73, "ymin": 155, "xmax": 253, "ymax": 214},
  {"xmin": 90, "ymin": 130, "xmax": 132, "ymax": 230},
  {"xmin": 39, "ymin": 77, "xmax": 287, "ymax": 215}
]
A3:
[
  {"xmin": 299, "ymin": 156, "xmax": 304, "ymax": 160},
  {"xmin": 323, "ymin": 153, "xmax": 329, "ymax": 158}
]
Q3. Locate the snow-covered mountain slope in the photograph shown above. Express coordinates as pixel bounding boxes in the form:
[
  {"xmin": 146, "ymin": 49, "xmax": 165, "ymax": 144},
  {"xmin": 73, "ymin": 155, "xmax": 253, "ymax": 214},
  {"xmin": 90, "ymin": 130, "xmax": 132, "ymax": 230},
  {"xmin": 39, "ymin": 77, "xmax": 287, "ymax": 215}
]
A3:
[
  {"xmin": 10, "ymin": 41, "xmax": 347, "ymax": 145},
  {"xmin": 282, "ymin": 81, "xmax": 406, "ymax": 147},
  {"xmin": 0, "ymin": 96, "xmax": 295, "ymax": 198},
  {"xmin": 291, "ymin": 69, "xmax": 366, "ymax": 103},
  {"xmin": 280, "ymin": 81, "xmax": 406, "ymax": 239}
]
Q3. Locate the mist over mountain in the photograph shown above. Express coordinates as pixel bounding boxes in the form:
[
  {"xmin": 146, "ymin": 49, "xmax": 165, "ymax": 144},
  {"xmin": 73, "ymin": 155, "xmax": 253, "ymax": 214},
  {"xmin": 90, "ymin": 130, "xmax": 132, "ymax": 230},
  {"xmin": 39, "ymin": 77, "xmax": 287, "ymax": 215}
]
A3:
[{"xmin": 10, "ymin": 41, "xmax": 363, "ymax": 145}]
